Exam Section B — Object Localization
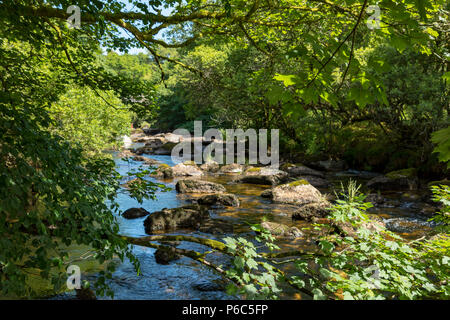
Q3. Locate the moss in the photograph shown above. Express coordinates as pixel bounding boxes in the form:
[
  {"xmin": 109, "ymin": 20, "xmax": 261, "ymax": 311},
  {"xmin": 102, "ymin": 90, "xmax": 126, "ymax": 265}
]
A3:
[
  {"xmin": 158, "ymin": 163, "xmax": 170, "ymax": 168},
  {"xmin": 246, "ymin": 167, "xmax": 262, "ymax": 173},
  {"xmin": 386, "ymin": 168, "xmax": 417, "ymax": 179},
  {"xmin": 183, "ymin": 160, "xmax": 197, "ymax": 166},
  {"xmin": 288, "ymin": 179, "xmax": 310, "ymax": 186},
  {"xmin": 161, "ymin": 142, "xmax": 177, "ymax": 151}
]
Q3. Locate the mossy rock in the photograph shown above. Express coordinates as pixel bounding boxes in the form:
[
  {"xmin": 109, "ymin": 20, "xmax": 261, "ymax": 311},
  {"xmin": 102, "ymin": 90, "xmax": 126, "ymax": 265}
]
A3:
[
  {"xmin": 288, "ymin": 179, "xmax": 310, "ymax": 186},
  {"xmin": 161, "ymin": 142, "xmax": 177, "ymax": 151},
  {"xmin": 385, "ymin": 168, "xmax": 417, "ymax": 179},
  {"xmin": 183, "ymin": 160, "xmax": 198, "ymax": 167},
  {"xmin": 158, "ymin": 163, "xmax": 170, "ymax": 168}
]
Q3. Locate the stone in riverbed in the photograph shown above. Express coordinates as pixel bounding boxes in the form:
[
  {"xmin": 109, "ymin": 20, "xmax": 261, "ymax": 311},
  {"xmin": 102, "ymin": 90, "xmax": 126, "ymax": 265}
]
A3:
[
  {"xmin": 281, "ymin": 163, "xmax": 325, "ymax": 178},
  {"xmin": 176, "ymin": 179, "xmax": 226, "ymax": 194},
  {"xmin": 261, "ymin": 221, "xmax": 303, "ymax": 239},
  {"xmin": 172, "ymin": 162, "xmax": 204, "ymax": 176},
  {"xmin": 151, "ymin": 163, "xmax": 174, "ymax": 179},
  {"xmin": 144, "ymin": 204, "xmax": 209, "ymax": 234},
  {"xmin": 154, "ymin": 246, "xmax": 180, "ymax": 265},
  {"xmin": 218, "ymin": 163, "xmax": 244, "ymax": 174},
  {"xmin": 197, "ymin": 193, "xmax": 240, "ymax": 207},
  {"xmin": 292, "ymin": 202, "xmax": 330, "ymax": 221},
  {"xmin": 122, "ymin": 207, "xmax": 151, "ymax": 219},
  {"xmin": 270, "ymin": 180, "xmax": 326, "ymax": 206},
  {"xmin": 235, "ymin": 167, "xmax": 288, "ymax": 186},
  {"xmin": 260, "ymin": 189, "xmax": 273, "ymax": 198},
  {"xmin": 293, "ymin": 175, "xmax": 330, "ymax": 188},
  {"xmin": 131, "ymin": 155, "xmax": 159, "ymax": 165},
  {"xmin": 366, "ymin": 168, "xmax": 419, "ymax": 191}
]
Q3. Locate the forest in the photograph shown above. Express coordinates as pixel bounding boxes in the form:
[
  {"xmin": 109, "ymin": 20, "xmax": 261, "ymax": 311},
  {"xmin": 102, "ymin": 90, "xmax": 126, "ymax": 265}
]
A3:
[{"xmin": 0, "ymin": 0, "xmax": 449, "ymax": 301}]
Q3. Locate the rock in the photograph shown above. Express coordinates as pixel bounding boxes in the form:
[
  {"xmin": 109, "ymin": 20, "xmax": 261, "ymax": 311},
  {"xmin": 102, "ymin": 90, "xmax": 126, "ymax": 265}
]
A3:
[
  {"xmin": 314, "ymin": 159, "xmax": 348, "ymax": 171},
  {"xmin": 365, "ymin": 193, "xmax": 385, "ymax": 205},
  {"xmin": 172, "ymin": 162, "xmax": 203, "ymax": 176},
  {"xmin": 192, "ymin": 280, "xmax": 226, "ymax": 292},
  {"xmin": 118, "ymin": 149, "xmax": 134, "ymax": 158},
  {"xmin": 261, "ymin": 221, "xmax": 303, "ymax": 239},
  {"xmin": 294, "ymin": 175, "xmax": 330, "ymax": 188},
  {"xmin": 151, "ymin": 164, "xmax": 173, "ymax": 179},
  {"xmin": 154, "ymin": 246, "xmax": 180, "ymax": 265},
  {"xmin": 198, "ymin": 218, "xmax": 234, "ymax": 234},
  {"xmin": 270, "ymin": 180, "xmax": 326, "ymax": 206},
  {"xmin": 235, "ymin": 167, "xmax": 288, "ymax": 186},
  {"xmin": 144, "ymin": 204, "xmax": 209, "ymax": 234},
  {"xmin": 176, "ymin": 179, "xmax": 226, "ymax": 194},
  {"xmin": 131, "ymin": 155, "xmax": 159, "ymax": 165},
  {"xmin": 260, "ymin": 189, "xmax": 273, "ymax": 198},
  {"xmin": 75, "ymin": 287, "xmax": 97, "ymax": 300},
  {"xmin": 219, "ymin": 163, "xmax": 244, "ymax": 174},
  {"xmin": 197, "ymin": 193, "xmax": 240, "ymax": 207},
  {"xmin": 122, "ymin": 207, "xmax": 150, "ymax": 219},
  {"xmin": 366, "ymin": 168, "xmax": 419, "ymax": 191},
  {"xmin": 332, "ymin": 216, "xmax": 386, "ymax": 238},
  {"xmin": 200, "ymin": 161, "xmax": 220, "ymax": 173},
  {"xmin": 282, "ymin": 164, "xmax": 325, "ymax": 178},
  {"xmin": 292, "ymin": 202, "xmax": 330, "ymax": 221},
  {"xmin": 152, "ymin": 142, "xmax": 178, "ymax": 155}
]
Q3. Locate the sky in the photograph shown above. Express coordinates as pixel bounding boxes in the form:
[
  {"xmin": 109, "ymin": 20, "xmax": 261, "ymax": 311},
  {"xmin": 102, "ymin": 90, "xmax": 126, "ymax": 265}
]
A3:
[{"xmin": 109, "ymin": 1, "xmax": 174, "ymax": 55}]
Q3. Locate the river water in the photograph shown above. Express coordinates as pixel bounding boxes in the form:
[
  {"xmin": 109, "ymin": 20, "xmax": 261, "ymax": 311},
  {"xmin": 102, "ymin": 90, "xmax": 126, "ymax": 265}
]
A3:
[{"xmin": 54, "ymin": 151, "xmax": 437, "ymax": 300}]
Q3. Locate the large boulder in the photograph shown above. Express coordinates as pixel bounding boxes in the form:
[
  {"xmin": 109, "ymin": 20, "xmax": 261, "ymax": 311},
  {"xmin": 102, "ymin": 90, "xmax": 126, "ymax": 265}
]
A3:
[
  {"xmin": 270, "ymin": 180, "xmax": 325, "ymax": 206},
  {"xmin": 144, "ymin": 204, "xmax": 209, "ymax": 234},
  {"xmin": 197, "ymin": 193, "xmax": 240, "ymax": 207},
  {"xmin": 235, "ymin": 167, "xmax": 288, "ymax": 186},
  {"xmin": 172, "ymin": 162, "xmax": 203, "ymax": 177},
  {"xmin": 122, "ymin": 207, "xmax": 150, "ymax": 219},
  {"xmin": 292, "ymin": 202, "xmax": 330, "ymax": 221},
  {"xmin": 366, "ymin": 168, "xmax": 418, "ymax": 191},
  {"xmin": 261, "ymin": 221, "xmax": 303, "ymax": 239},
  {"xmin": 176, "ymin": 179, "xmax": 226, "ymax": 194}
]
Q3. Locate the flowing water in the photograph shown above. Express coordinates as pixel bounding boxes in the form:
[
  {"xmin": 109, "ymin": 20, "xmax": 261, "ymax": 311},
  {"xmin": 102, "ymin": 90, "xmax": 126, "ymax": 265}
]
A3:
[{"xmin": 54, "ymin": 151, "xmax": 437, "ymax": 300}]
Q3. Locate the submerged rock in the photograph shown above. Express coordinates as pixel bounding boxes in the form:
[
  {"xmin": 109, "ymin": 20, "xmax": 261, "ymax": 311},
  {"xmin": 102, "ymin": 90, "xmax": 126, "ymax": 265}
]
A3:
[
  {"xmin": 192, "ymin": 280, "xmax": 226, "ymax": 292},
  {"xmin": 270, "ymin": 180, "xmax": 326, "ymax": 206},
  {"xmin": 154, "ymin": 246, "xmax": 181, "ymax": 265},
  {"xmin": 122, "ymin": 207, "xmax": 150, "ymax": 219},
  {"xmin": 197, "ymin": 193, "xmax": 240, "ymax": 207},
  {"xmin": 176, "ymin": 179, "xmax": 226, "ymax": 194},
  {"xmin": 144, "ymin": 204, "xmax": 209, "ymax": 234},
  {"xmin": 260, "ymin": 189, "xmax": 273, "ymax": 198},
  {"xmin": 261, "ymin": 221, "xmax": 303, "ymax": 239}
]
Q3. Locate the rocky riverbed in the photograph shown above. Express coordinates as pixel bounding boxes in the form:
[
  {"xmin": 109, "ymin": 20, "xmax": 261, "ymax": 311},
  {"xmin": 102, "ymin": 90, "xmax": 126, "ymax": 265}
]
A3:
[{"xmin": 54, "ymin": 130, "xmax": 446, "ymax": 300}]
